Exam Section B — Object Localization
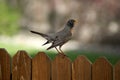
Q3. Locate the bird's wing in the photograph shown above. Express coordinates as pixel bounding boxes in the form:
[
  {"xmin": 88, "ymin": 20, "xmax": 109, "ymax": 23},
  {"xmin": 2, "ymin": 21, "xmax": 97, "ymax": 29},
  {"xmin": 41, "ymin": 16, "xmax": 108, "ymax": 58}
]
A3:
[
  {"xmin": 47, "ymin": 33, "xmax": 72, "ymax": 50},
  {"xmin": 30, "ymin": 30, "xmax": 51, "ymax": 40}
]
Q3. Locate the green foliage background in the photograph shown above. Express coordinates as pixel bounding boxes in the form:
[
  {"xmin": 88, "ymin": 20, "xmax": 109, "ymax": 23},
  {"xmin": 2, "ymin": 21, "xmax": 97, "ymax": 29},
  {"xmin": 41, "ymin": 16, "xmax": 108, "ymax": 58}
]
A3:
[{"xmin": 0, "ymin": 0, "xmax": 20, "ymax": 36}]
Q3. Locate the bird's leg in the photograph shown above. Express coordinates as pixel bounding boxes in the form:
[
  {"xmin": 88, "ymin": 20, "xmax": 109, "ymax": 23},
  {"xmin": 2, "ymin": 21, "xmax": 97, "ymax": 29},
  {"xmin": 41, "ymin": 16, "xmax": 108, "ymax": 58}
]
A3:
[
  {"xmin": 59, "ymin": 46, "xmax": 65, "ymax": 55},
  {"xmin": 59, "ymin": 48, "xmax": 64, "ymax": 54},
  {"xmin": 55, "ymin": 47, "xmax": 61, "ymax": 54}
]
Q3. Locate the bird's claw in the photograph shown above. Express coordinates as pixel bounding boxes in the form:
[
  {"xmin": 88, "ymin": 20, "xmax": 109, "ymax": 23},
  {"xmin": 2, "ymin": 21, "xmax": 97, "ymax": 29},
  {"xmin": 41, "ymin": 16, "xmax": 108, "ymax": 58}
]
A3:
[{"xmin": 59, "ymin": 53, "xmax": 68, "ymax": 58}]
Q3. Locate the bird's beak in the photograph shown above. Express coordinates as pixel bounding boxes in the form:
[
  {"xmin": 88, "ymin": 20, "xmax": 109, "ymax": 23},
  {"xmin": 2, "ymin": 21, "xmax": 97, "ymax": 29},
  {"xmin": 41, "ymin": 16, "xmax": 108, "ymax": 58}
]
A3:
[{"xmin": 75, "ymin": 20, "xmax": 78, "ymax": 23}]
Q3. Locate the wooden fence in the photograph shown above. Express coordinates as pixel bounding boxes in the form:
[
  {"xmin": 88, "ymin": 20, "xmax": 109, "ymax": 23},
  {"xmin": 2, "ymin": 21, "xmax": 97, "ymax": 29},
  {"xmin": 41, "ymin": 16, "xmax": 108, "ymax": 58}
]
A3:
[{"xmin": 0, "ymin": 48, "xmax": 120, "ymax": 80}]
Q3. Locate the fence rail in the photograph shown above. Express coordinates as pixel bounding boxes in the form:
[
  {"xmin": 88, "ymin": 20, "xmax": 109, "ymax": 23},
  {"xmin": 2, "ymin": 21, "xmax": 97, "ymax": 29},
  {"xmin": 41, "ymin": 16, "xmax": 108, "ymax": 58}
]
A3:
[{"xmin": 0, "ymin": 48, "xmax": 120, "ymax": 80}]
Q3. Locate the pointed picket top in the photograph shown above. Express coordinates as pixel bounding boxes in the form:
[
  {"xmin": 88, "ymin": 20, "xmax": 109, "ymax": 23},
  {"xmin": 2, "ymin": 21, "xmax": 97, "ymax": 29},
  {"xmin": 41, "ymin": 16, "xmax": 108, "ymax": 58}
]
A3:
[
  {"xmin": 0, "ymin": 48, "xmax": 10, "ymax": 57},
  {"xmin": 52, "ymin": 54, "xmax": 72, "ymax": 80},
  {"xmin": 114, "ymin": 60, "xmax": 120, "ymax": 67},
  {"xmin": 12, "ymin": 50, "xmax": 31, "ymax": 80},
  {"xmin": 72, "ymin": 55, "xmax": 91, "ymax": 80},
  {"xmin": 92, "ymin": 57, "xmax": 113, "ymax": 80},
  {"xmin": 53, "ymin": 53, "xmax": 71, "ymax": 63},
  {"xmin": 73, "ymin": 55, "xmax": 91, "ymax": 64},
  {"xmin": 92, "ymin": 57, "xmax": 112, "ymax": 66},
  {"xmin": 32, "ymin": 52, "xmax": 51, "ymax": 80},
  {"xmin": 0, "ymin": 48, "xmax": 10, "ymax": 80},
  {"xmin": 114, "ymin": 60, "xmax": 120, "ymax": 80},
  {"xmin": 32, "ymin": 52, "xmax": 50, "ymax": 61},
  {"xmin": 114, "ymin": 60, "xmax": 120, "ymax": 68},
  {"xmin": 13, "ymin": 50, "xmax": 31, "ymax": 59}
]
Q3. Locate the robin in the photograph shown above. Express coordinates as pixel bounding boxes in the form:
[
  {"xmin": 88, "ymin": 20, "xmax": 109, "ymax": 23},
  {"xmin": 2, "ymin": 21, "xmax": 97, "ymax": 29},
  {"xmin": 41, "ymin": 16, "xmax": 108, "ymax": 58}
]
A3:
[{"xmin": 31, "ymin": 19, "xmax": 77, "ymax": 54}]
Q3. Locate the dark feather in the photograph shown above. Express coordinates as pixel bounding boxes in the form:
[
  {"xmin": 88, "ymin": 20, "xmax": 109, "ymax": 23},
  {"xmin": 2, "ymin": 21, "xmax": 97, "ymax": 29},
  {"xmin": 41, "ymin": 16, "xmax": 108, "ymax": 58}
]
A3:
[
  {"xmin": 47, "ymin": 45, "xmax": 54, "ymax": 50},
  {"xmin": 30, "ymin": 30, "xmax": 49, "ymax": 40},
  {"xmin": 42, "ymin": 41, "xmax": 50, "ymax": 46}
]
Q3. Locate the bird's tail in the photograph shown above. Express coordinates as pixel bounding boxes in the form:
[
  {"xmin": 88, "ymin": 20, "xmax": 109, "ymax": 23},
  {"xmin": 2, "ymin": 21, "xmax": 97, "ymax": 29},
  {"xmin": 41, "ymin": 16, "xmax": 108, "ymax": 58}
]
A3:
[
  {"xmin": 42, "ymin": 41, "xmax": 49, "ymax": 46},
  {"xmin": 30, "ymin": 30, "xmax": 49, "ymax": 40},
  {"xmin": 47, "ymin": 45, "xmax": 54, "ymax": 50}
]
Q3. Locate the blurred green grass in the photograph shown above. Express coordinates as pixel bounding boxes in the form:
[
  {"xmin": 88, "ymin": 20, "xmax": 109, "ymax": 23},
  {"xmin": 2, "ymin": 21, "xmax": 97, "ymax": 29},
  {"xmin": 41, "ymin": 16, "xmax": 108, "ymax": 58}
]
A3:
[
  {"xmin": 0, "ymin": 42, "xmax": 120, "ymax": 65},
  {"xmin": 0, "ymin": 42, "xmax": 39, "ymax": 57},
  {"xmin": 66, "ymin": 51, "xmax": 120, "ymax": 65}
]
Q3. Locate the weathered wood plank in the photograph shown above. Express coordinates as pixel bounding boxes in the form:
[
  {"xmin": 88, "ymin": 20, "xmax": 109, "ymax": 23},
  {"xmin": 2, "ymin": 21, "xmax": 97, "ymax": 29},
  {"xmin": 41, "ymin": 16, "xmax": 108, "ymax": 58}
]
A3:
[
  {"xmin": 0, "ymin": 48, "xmax": 10, "ymax": 80},
  {"xmin": 12, "ymin": 51, "xmax": 31, "ymax": 80},
  {"xmin": 114, "ymin": 60, "xmax": 120, "ymax": 80},
  {"xmin": 0, "ymin": 64, "xmax": 2, "ymax": 80},
  {"xmin": 32, "ymin": 52, "xmax": 51, "ymax": 80},
  {"xmin": 52, "ymin": 54, "xmax": 71, "ymax": 80},
  {"xmin": 92, "ymin": 57, "xmax": 113, "ymax": 80},
  {"xmin": 72, "ymin": 56, "xmax": 91, "ymax": 80}
]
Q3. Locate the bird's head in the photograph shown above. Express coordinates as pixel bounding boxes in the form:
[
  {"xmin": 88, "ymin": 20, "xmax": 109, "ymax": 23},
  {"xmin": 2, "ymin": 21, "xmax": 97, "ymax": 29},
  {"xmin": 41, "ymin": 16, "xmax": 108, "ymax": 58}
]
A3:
[{"xmin": 66, "ymin": 19, "xmax": 77, "ymax": 29}]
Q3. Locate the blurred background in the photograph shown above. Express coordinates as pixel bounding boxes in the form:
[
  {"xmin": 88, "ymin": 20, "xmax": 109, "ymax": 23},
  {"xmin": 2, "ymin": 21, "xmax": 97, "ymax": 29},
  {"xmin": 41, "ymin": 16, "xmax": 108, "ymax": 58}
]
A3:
[{"xmin": 0, "ymin": 0, "xmax": 120, "ymax": 63}]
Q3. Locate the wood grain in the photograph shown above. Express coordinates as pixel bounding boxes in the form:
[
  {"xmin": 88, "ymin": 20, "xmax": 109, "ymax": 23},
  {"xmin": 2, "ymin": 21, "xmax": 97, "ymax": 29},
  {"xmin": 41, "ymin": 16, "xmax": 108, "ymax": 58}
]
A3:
[
  {"xmin": 114, "ymin": 60, "xmax": 120, "ymax": 80},
  {"xmin": 32, "ymin": 52, "xmax": 51, "ymax": 80},
  {"xmin": 72, "ymin": 56, "xmax": 91, "ymax": 80},
  {"xmin": 0, "ymin": 48, "xmax": 10, "ymax": 80},
  {"xmin": 52, "ymin": 54, "xmax": 72, "ymax": 80},
  {"xmin": 92, "ymin": 57, "xmax": 113, "ymax": 80},
  {"xmin": 12, "ymin": 51, "xmax": 31, "ymax": 80}
]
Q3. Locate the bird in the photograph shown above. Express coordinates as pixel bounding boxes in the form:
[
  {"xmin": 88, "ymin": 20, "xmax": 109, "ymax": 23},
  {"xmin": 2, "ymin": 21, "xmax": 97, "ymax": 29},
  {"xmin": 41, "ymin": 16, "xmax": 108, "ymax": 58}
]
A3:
[{"xmin": 30, "ymin": 19, "xmax": 77, "ymax": 54}]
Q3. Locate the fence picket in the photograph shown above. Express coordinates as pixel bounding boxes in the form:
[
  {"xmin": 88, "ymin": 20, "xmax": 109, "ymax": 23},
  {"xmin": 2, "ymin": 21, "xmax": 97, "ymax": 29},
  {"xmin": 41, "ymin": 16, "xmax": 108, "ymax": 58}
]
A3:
[
  {"xmin": 72, "ymin": 56, "xmax": 91, "ymax": 80},
  {"xmin": 0, "ymin": 48, "xmax": 10, "ymax": 80},
  {"xmin": 12, "ymin": 51, "xmax": 31, "ymax": 80},
  {"xmin": 52, "ymin": 54, "xmax": 71, "ymax": 80},
  {"xmin": 92, "ymin": 57, "xmax": 113, "ymax": 80},
  {"xmin": 0, "ymin": 64, "xmax": 1, "ymax": 80},
  {"xmin": 0, "ymin": 48, "xmax": 120, "ymax": 80},
  {"xmin": 114, "ymin": 60, "xmax": 120, "ymax": 80},
  {"xmin": 32, "ymin": 52, "xmax": 51, "ymax": 80}
]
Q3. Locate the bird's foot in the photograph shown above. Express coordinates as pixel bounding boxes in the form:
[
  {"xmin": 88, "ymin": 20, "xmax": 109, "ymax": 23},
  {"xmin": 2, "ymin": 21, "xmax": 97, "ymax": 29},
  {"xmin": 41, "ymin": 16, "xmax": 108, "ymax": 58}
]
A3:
[{"xmin": 59, "ymin": 53, "xmax": 68, "ymax": 58}]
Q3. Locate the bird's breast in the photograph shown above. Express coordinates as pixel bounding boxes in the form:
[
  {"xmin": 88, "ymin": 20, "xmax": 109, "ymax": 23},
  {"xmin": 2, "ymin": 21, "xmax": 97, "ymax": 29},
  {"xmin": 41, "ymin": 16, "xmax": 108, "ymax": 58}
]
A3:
[{"xmin": 71, "ymin": 29, "xmax": 73, "ymax": 34}]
